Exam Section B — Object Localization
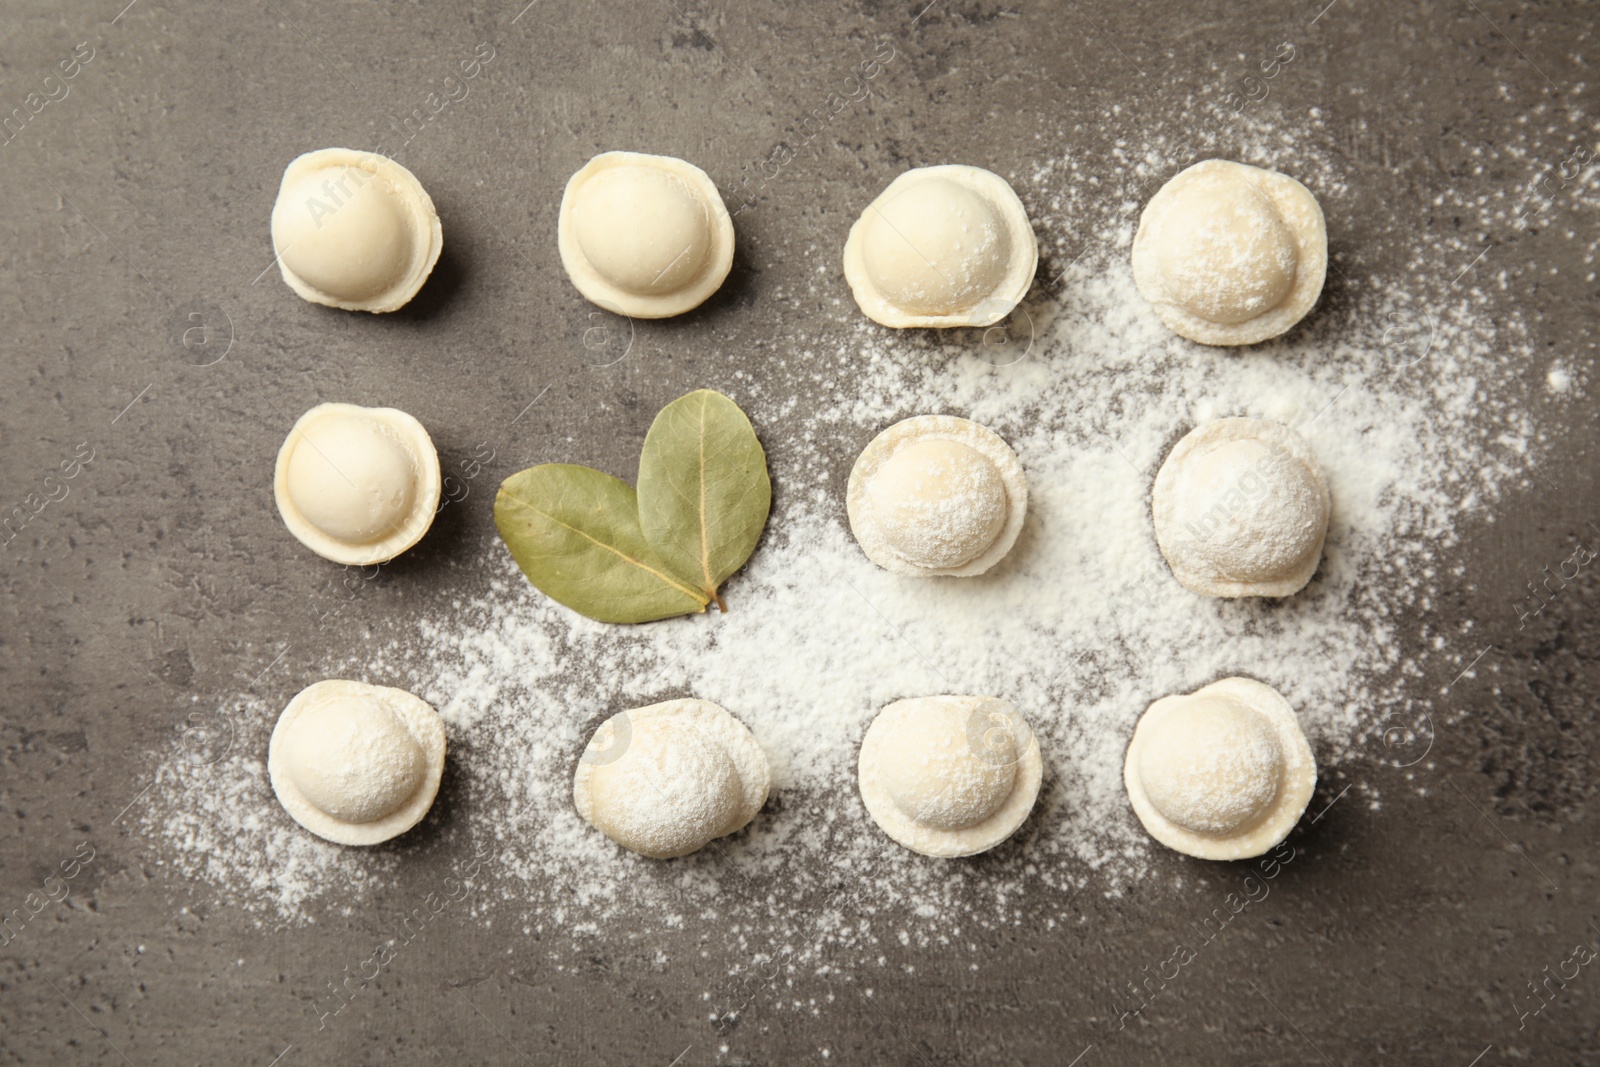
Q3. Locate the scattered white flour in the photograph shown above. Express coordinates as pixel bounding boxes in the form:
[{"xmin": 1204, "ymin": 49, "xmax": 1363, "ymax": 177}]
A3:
[
  {"xmin": 1547, "ymin": 363, "xmax": 1572, "ymax": 394},
  {"xmin": 145, "ymin": 105, "xmax": 1578, "ymax": 1015}
]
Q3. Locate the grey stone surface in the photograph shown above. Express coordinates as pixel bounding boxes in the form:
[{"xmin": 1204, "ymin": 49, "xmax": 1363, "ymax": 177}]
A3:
[{"xmin": 1, "ymin": 0, "xmax": 1597, "ymax": 1064}]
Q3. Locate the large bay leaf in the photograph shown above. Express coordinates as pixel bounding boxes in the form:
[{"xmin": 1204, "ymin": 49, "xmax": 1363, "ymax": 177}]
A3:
[
  {"xmin": 494, "ymin": 464, "xmax": 710, "ymax": 624},
  {"xmin": 637, "ymin": 389, "xmax": 771, "ymax": 610}
]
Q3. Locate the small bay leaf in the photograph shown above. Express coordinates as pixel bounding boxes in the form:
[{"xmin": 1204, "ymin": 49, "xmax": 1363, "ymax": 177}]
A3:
[
  {"xmin": 494, "ymin": 463, "xmax": 710, "ymax": 624},
  {"xmin": 637, "ymin": 389, "xmax": 772, "ymax": 610}
]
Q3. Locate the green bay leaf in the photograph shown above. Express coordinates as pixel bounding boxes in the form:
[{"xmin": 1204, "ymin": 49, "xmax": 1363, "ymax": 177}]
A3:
[
  {"xmin": 637, "ymin": 389, "xmax": 772, "ymax": 610},
  {"xmin": 494, "ymin": 463, "xmax": 710, "ymax": 624}
]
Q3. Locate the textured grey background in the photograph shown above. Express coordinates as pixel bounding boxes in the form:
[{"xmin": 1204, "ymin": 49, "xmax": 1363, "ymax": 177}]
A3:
[{"xmin": 2, "ymin": 0, "xmax": 1598, "ymax": 1064}]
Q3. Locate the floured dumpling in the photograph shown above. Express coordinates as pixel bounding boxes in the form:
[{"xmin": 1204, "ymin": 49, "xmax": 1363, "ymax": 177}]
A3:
[
  {"xmin": 847, "ymin": 415, "xmax": 1027, "ymax": 577},
  {"xmin": 1152, "ymin": 417, "xmax": 1329, "ymax": 598},
  {"xmin": 1132, "ymin": 159, "xmax": 1326, "ymax": 346},
  {"xmin": 1124, "ymin": 677, "xmax": 1316, "ymax": 860},
  {"xmin": 268, "ymin": 679, "xmax": 447, "ymax": 846},
  {"xmin": 574, "ymin": 699, "xmax": 768, "ymax": 858},
  {"xmin": 843, "ymin": 165, "xmax": 1037, "ymax": 328},
  {"xmin": 858, "ymin": 695, "xmax": 1042, "ymax": 857}
]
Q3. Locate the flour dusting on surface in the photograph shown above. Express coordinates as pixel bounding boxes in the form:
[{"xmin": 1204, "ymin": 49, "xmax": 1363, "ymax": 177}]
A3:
[{"xmin": 143, "ymin": 109, "xmax": 1575, "ymax": 1008}]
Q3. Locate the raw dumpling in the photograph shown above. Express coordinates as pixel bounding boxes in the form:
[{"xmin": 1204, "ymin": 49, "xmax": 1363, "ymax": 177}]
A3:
[
  {"xmin": 1132, "ymin": 159, "xmax": 1326, "ymax": 346},
  {"xmin": 268, "ymin": 679, "xmax": 447, "ymax": 846},
  {"xmin": 1124, "ymin": 677, "xmax": 1316, "ymax": 860},
  {"xmin": 274, "ymin": 402, "xmax": 442, "ymax": 566},
  {"xmin": 270, "ymin": 148, "xmax": 443, "ymax": 313},
  {"xmin": 558, "ymin": 151, "xmax": 735, "ymax": 318},
  {"xmin": 847, "ymin": 415, "xmax": 1027, "ymax": 577},
  {"xmin": 1151, "ymin": 417, "xmax": 1329, "ymax": 598},
  {"xmin": 573, "ymin": 699, "xmax": 768, "ymax": 858},
  {"xmin": 859, "ymin": 695, "xmax": 1042, "ymax": 857},
  {"xmin": 843, "ymin": 165, "xmax": 1037, "ymax": 328}
]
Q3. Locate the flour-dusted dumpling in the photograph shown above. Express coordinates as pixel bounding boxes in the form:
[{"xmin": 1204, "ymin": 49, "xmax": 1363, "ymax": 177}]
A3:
[
  {"xmin": 268, "ymin": 679, "xmax": 446, "ymax": 846},
  {"xmin": 843, "ymin": 165, "xmax": 1037, "ymax": 328},
  {"xmin": 1152, "ymin": 417, "xmax": 1329, "ymax": 598},
  {"xmin": 1124, "ymin": 677, "xmax": 1316, "ymax": 860},
  {"xmin": 270, "ymin": 148, "xmax": 443, "ymax": 313},
  {"xmin": 859, "ymin": 695, "xmax": 1042, "ymax": 858},
  {"xmin": 558, "ymin": 151, "xmax": 735, "ymax": 319},
  {"xmin": 573, "ymin": 699, "xmax": 768, "ymax": 859},
  {"xmin": 274, "ymin": 402, "xmax": 442, "ymax": 566},
  {"xmin": 1132, "ymin": 159, "xmax": 1326, "ymax": 346},
  {"xmin": 847, "ymin": 415, "xmax": 1027, "ymax": 577}
]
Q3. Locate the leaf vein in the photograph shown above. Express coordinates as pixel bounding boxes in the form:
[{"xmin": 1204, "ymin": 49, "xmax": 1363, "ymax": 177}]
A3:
[{"xmin": 504, "ymin": 490, "xmax": 706, "ymax": 605}]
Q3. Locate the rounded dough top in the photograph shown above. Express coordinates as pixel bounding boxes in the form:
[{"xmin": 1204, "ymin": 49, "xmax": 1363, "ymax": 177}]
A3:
[
  {"xmin": 847, "ymin": 415, "xmax": 1028, "ymax": 578},
  {"xmin": 267, "ymin": 679, "xmax": 447, "ymax": 846},
  {"xmin": 270, "ymin": 148, "xmax": 442, "ymax": 313},
  {"xmin": 1137, "ymin": 696, "xmax": 1282, "ymax": 835},
  {"xmin": 558, "ymin": 151, "xmax": 735, "ymax": 319},
  {"xmin": 1152, "ymin": 417, "xmax": 1329, "ymax": 599},
  {"xmin": 843, "ymin": 165, "xmax": 1038, "ymax": 328},
  {"xmin": 573, "ymin": 699, "xmax": 769, "ymax": 859},
  {"xmin": 858, "ymin": 695, "xmax": 1043, "ymax": 858},
  {"xmin": 859, "ymin": 178, "xmax": 1012, "ymax": 315},
  {"xmin": 865, "ymin": 438, "xmax": 1009, "ymax": 570},
  {"xmin": 281, "ymin": 695, "xmax": 426, "ymax": 823},
  {"xmin": 1132, "ymin": 159, "xmax": 1326, "ymax": 346},
  {"xmin": 1123, "ymin": 677, "xmax": 1316, "ymax": 861},
  {"xmin": 274, "ymin": 402, "xmax": 442, "ymax": 567},
  {"xmin": 570, "ymin": 165, "xmax": 712, "ymax": 295}
]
